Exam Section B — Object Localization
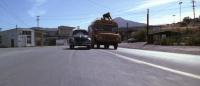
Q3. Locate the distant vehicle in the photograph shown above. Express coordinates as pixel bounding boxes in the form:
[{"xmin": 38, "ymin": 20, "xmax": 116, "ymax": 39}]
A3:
[
  {"xmin": 68, "ymin": 29, "xmax": 91, "ymax": 49},
  {"xmin": 88, "ymin": 13, "xmax": 121, "ymax": 50},
  {"xmin": 127, "ymin": 38, "xmax": 138, "ymax": 43}
]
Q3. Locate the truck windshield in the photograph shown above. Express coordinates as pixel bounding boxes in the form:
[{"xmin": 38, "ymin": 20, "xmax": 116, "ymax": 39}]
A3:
[
  {"xmin": 72, "ymin": 30, "xmax": 88, "ymax": 36},
  {"xmin": 96, "ymin": 25, "xmax": 117, "ymax": 32}
]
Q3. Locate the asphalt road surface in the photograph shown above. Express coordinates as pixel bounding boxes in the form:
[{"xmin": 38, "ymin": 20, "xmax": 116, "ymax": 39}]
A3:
[{"xmin": 0, "ymin": 46, "xmax": 200, "ymax": 86}]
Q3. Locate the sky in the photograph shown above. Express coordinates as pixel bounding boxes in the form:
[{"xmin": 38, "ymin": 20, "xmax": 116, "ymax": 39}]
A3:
[{"xmin": 0, "ymin": 0, "xmax": 200, "ymax": 30}]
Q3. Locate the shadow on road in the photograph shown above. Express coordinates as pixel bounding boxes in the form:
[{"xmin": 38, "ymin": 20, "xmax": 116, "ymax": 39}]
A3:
[
  {"xmin": 92, "ymin": 47, "xmax": 115, "ymax": 50},
  {"xmin": 63, "ymin": 47, "xmax": 90, "ymax": 50},
  {"xmin": 63, "ymin": 47, "xmax": 115, "ymax": 50}
]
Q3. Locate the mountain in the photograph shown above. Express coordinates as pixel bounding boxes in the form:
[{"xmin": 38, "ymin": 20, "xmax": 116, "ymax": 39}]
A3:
[{"xmin": 113, "ymin": 17, "xmax": 146, "ymax": 28}]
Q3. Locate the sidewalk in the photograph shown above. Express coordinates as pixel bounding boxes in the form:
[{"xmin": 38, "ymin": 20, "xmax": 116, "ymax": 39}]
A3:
[{"xmin": 119, "ymin": 42, "xmax": 200, "ymax": 55}]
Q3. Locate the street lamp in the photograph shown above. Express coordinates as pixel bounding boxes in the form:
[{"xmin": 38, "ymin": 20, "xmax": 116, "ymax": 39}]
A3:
[
  {"xmin": 172, "ymin": 15, "xmax": 176, "ymax": 29},
  {"xmin": 179, "ymin": 1, "xmax": 183, "ymax": 22},
  {"xmin": 36, "ymin": 16, "xmax": 40, "ymax": 28},
  {"xmin": 172, "ymin": 15, "xmax": 176, "ymax": 24}
]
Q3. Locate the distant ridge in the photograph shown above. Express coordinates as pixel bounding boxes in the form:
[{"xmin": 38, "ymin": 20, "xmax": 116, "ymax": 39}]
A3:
[{"xmin": 113, "ymin": 17, "xmax": 146, "ymax": 28}]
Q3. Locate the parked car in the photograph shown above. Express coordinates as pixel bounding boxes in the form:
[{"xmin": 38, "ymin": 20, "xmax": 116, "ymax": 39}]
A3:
[{"xmin": 69, "ymin": 29, "xmax": 91, "ymax": 49}]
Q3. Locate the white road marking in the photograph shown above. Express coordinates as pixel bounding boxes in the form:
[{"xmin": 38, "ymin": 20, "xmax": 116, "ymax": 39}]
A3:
[
  {"xmin": 118, "ymin": 48, "xmax": 200, "ymax": 65},
  {"xmin": 101, "ymin": 50, "xmax": 200, "ymax": 80}
]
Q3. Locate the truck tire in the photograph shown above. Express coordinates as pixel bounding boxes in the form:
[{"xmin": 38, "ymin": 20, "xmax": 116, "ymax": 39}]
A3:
[
  {"xmin": 114, "ymin": 44, "xmax": 118, "ymax": 50},
  {"xmin": 97, "ymin": 44, "xmax": 100, "ymax": 49},
  {"xmin": 70, "ymin": 45, "xmax": 74, "ymax": 49},
  {"xmin": 87, "ymin": 45, "xmax": 91, "ymax": 49},
  {"xmin": 104, "ymin": 45, "xmax": 107, "ymax": 49},
  {"xmin": 104, "ymin": 45, "xmax": 109, "ymax": 49},
  {"xmin": 91, "ymin": 44, "xmax": 94, "ymax": 48},
  {"xmin": 107, "ymin": 45, "xmax": 110, "ymax": 49}
]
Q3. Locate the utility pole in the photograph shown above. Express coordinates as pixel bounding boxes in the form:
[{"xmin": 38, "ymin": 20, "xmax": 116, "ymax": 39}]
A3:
[
  {"xmin": 172, "ymin": 15, "xmax": 176, "ymax": 29},
  {"xmin": 16, "ymin": 25, "xmax": 18, "ymax": 29},
  {"xmin": 77, "ymin": 26, "xmax": 80, "ymax": 29},
  {"xmin": 172, "ymin": 15, "xmax": 176, "ymax": 24},
  {"xmin": 179, "ymin": 1, "xmax": 183, "ymax": 22},
  {"xmin": 147, "ymin": 9, "xmax": 150, "ymax": 43},
  {"xmin": 36, "ymin": 16, "xmax": 40, "ymax": 27},
  {"xmin": 126, "ymin": 22, "xmax": 129, "ymax": 40},
  {"xmin": 192, "ymin": 0, "xmax": 196, "ymax": 19},
  {"xmin": 15, "ymin": 25, "xmax": 18, "ymax": 34}
]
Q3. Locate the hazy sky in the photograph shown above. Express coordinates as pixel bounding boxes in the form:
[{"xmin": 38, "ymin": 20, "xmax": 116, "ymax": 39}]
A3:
[{"xmin": 0, "ymin": 0, "xmax": 200, "ymax": 30}]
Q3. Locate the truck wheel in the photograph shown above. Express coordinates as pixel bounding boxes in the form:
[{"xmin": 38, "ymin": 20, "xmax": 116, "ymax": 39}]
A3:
[
  {"xmin": 104, "ymin": 45, "xmax": 107, "ymax": 49},
  {"xmin": 91, "ymin": 44, "xmax": 94, "ymax": 48},
  {"xmin": 114, "ymin": 44, "xmax": 118, "ymax": 50},
  {"xmin": 87, "ymin": 46, "xmax": 91, "ymax": 49},
  {"xmin": 104, "ymin": 45, "xmax": 109, "ymax": 49},
  {"xmin": 107, "ymin": 45, "xmax": 110, "ymax": 49},
  {"xmin": 70, "ymin": 45, "xmax": 74, "ymax": 49},
  {"xmin": 97, "ymin": 44, "xmax": 100, "ymax": 49}
]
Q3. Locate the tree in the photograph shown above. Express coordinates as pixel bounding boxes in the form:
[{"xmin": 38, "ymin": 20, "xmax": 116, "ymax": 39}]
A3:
[{"xmin": 183, "ymin": 16, "xmax": 191, "ymax": 25}]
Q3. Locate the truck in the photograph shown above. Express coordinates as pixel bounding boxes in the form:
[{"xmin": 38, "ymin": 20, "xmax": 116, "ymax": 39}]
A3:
[{"xmin": 88, "ymin": 13, "xmax": 121, "ymax": 49}]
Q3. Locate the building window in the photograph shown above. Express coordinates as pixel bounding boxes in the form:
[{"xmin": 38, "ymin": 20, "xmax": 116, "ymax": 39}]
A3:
[
  {"xmin": 19, "ymin": 31, "xmax": 23, "ymax": 35},
  {"xmin": 22, "ymin": 31, "xmax": 31, "ymax": 35},
  {"xmin": 27, "ymin": 36, "xmax": 31, "ymax": 44}
]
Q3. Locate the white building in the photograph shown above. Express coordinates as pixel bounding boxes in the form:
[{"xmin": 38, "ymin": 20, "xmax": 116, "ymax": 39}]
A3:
[{"xmin": 0, "ymin": 28, "xmax": 35, "ymax": 47}]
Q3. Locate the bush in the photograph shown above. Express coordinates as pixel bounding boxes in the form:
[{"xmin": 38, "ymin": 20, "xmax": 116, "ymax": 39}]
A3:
[
  {"xmin": 132, "ymin": 30, "xmax": 146, "ymax": 42},
  {"xmin": 161, "ymin": 39, "xmax": 167, "ymax": 45},
  {"xmin": 183, "ymin": 32, "xmax": 200, "ymax": 46},
  {"xmin": 160, "ymin": 38, "xmax": 177, "ymax": 45},
  {"xmin": 193, "ymin": 37, "xmax": 200, "ymax": 46}
]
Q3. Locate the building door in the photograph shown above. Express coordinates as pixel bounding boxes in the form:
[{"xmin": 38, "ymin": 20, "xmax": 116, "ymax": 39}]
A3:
[{"xmin": 11, "ymin": 39, "xmax": 14, "ymax": 47}]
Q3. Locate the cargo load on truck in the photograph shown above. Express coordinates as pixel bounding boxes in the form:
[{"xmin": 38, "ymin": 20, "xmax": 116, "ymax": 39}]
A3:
[{"xmin": 88, "ymin": 12, "xmax": 121, "ymax": 49}]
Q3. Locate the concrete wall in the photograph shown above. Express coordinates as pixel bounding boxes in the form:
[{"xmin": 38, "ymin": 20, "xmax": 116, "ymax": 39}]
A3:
[
  {"xmin": 1, "ymin": 29, "xmax": 18, "ymax": 47},
  {"xmin": 1, "ymin": 29, "xmax": 35, "ymax": 47},
  {"xmin": 56, "ymin": 39, "xmax": 68, "ymax": 45}
]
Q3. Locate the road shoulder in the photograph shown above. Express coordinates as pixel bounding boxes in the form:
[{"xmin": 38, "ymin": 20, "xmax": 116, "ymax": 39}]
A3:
[{"xmin": 119, "ymin": 42, "xmax": 200, "ymax": 55}]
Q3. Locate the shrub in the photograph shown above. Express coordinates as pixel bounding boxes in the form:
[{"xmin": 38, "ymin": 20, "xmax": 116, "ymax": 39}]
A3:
[
  {"xmin": 132, "ymin": 30, "xmax": 146, "ymax": 42},
  {"xmin": 183, "ymin": 32, "xmax": 200, "ymax": 46}
]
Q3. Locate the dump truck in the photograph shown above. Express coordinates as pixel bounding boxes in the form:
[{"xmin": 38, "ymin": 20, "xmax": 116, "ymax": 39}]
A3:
[{"xmin": 88, "ymin": 14, "xmax": 121, "ymax": 49}]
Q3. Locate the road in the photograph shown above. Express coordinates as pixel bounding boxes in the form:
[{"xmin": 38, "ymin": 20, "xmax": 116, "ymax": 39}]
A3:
[{"xmin": 0, "ymin": 46, "xmax": 200, "ymax": 86}]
